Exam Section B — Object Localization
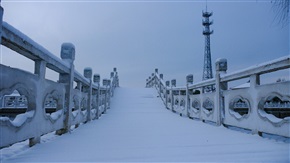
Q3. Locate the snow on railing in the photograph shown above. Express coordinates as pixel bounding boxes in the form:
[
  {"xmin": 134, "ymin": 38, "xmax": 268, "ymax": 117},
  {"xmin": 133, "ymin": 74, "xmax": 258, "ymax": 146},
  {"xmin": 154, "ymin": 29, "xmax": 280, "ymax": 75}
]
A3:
[
  {"xmin": 0, "ymin": 5, "xmax": 119, "ymax": 148},
  {"xmin": 146, "ymin": 56, "xmax": 290, "ymax": 138}
]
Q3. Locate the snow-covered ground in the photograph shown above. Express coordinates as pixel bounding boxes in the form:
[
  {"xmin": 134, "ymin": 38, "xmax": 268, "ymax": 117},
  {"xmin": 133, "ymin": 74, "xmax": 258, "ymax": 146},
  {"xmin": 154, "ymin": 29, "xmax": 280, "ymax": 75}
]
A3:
[{"xmin": 1, "ymin": 87, "xmax": 289, "ymax": 162}]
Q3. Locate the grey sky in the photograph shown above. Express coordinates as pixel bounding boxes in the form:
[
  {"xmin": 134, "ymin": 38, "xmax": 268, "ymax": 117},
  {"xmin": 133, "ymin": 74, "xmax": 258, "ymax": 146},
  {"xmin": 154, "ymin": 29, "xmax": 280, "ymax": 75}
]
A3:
[{"xmin": 1, "ymin": 0, "xmax": 289, "ymax": 87}]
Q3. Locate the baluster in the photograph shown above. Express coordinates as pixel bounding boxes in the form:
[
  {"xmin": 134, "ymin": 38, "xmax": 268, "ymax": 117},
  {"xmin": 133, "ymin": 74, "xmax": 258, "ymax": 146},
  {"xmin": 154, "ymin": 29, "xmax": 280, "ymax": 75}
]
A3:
[
  {"xmin": 159, "ymin": 73, "xmax": 163, "ymax": 98},
  {"xmin": 171, "ymin": 79, "xmax": 176, "ymax": 112},
  {"xmin": 84, "ymin": 67, "xmax": 93, "ymax": 121},
  {"xmin": 165, "ymin": 81, "xmax": 170, "ymax": 109},
  {"xmin": 110, "ymin": 71, "xmax": 114, "ymax": 97},
  {"xmin": 250, "ymin": 73, "xmax": 261, "ymax": 135},
  {"xmin": 107, "ymin": 79, "xmax": 111, "ymax": 109},
  {"xmin": 29, "ymin": 60, "xmax": 47, "ymax": 147},
  {"xmin": 215, "ymin": 58, "xmax": 227, "ymax": 126},
  {"xmin": 103, "ymin": 79, "xmax": 108, "ymax": 113},
  {"xmin": 93, "ymin": 74, "xmax": 100, "ymax": 119},
  {"xmin": 57, "ymin": 43, "xmax": 75, "ymax": 135},
  {"xmin": 186, "ymin": 74, "xmax": 193, "ymax": 117}
]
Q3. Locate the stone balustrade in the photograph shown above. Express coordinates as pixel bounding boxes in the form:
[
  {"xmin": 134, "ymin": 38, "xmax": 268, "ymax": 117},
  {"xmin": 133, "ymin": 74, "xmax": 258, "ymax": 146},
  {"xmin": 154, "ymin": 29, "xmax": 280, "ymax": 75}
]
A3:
[
  {"xmin": 146, "ymin": 56, "xmax": 290, "ymax": 138},
  {"xmin": 0, "ymin": 5, "xmax": 119, "ymax": 148}
]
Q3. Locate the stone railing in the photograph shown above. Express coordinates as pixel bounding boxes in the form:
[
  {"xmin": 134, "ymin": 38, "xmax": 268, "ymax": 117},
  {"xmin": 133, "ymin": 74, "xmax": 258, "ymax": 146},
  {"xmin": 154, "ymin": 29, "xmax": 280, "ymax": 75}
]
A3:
[
  {"xmin": 0, "ymin": 5, "xmax": 119, "ymax": 148},
  {"xmin": 146, "ymin": 56, "xmax": 290, "ymax": 138}
]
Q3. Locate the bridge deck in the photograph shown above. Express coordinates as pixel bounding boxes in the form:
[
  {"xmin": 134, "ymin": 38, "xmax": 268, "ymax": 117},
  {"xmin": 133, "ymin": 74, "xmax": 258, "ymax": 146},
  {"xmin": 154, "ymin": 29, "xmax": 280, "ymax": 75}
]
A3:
[{"xmin": 2, "ymin": 88, "xmax": 289, "ymax": 162}]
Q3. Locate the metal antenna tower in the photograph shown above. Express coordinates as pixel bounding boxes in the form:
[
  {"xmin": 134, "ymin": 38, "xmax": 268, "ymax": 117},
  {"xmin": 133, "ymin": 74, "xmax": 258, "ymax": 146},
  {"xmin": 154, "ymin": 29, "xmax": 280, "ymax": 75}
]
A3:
[{"xmin": 202, "ymin": 2, "xmax": 214, "ymax": 92}]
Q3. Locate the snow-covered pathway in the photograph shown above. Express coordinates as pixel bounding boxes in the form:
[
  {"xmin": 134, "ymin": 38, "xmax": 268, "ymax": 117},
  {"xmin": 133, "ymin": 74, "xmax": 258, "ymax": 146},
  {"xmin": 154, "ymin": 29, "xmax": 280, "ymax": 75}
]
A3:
[{"xmin": 1, "ymin": 88, "xmax": 289, "ymax": 162}]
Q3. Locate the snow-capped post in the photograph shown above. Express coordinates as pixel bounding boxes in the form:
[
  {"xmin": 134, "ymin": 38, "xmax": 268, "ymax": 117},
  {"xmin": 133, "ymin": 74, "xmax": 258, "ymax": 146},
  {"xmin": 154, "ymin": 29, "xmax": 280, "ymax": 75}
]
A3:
[
  {"xmin": 29, "ymin": 54, "xmax": 47, "ymax": 146},
  {"xmin": 165, "ymin": 81, "xmax": 170, "ymax": 109},
  {"xmin": 116, "ymin": 71, "xmax": 119, "ymax": 87},
  {"xmin": 171, "ymin": 79, "xmax": 176, "ymax": 111},
  {"xmin": 113, "ymin": 68, "xmax": 116, "ymax": 87},
  {"xmin": 155, "ymin": 68, "xmax": 158, "ymax": 74},
  {"xmin": 155, "ymin": 69, "xmax": 158, "ymax": 88},
  {"xmin": 148, "ymin": 74, "xmax": 151, "ymax": 87},
  {"xmin": 93, "ymin": 74, "xmax": 100, "ymax": 83},
  {"xmin": 186, "ymin": 74, "xmax": 193, "ymax": 84},
  {"xmin": 84, "ymin": 67, "xmax": 93, "ymax": 122},
  {"xmin": 159, "ymin": 74, "xmax": 163, "ymax": 99},
  {"xmin": 151, "ymin": 73, "xmax": 154, "ymax": 87},
  {"xmin": 93, "ymin": 74, "xmax": 100, "ymax": 119},
  {"xmin": 166, "ymin": 81, "xmax": 170, "ymax": 87},
  {"xmin": 0, "ymin": 3, "xmax": 3, "ymax": 45},
  {"xmin": 186, "ymin": 74, "xmax": 193, "ymax": 117},
  {"xmin": 103, "ymin": 79, "xmax": 108, "ymax": 113},
  {"xmin": 160, "ymin": 74, "xmax": 163, "ymax": 80},
  {"xmin": 215, "ymin": 58, "xmax": 227, "ymax": 126},
  {"xmin": 249, "ymin": 69, "xmax": 260, "ymax": 135},
  {"xmin": 113, "ymin": 68, "xmax": 119, "ymax": 87},
  {"xmin": 58, "ymin": 43, "xmax": 75, "ymax": 135},
  {"xmin": 74, "ymin": 81, "xmax": 82, "ymax": 128},
  {"xmin": 148, "ymin": 76, "xmax": 151, "ymax": 87},
  {"xmin": 107, "ymin": 79, "xmax": 111, "ymax": 109},
  {"xmin": 110, "ymin": 72, "xmax": 114, "ymax": 97},
  {"xmin": 171, "ymin": 79, "xmax": 176, "ymax": 87}
]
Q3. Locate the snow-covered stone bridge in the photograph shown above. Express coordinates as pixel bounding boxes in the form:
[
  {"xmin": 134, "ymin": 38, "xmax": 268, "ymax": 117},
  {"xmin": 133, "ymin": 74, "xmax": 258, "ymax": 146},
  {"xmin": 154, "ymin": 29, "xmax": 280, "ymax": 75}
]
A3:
[
  {"xmin": 2, "ymin": 87, "xmax": 289, "ymax": 162},
  {"xmin": 0, "ymin": 3, "xmax": 290, "ymax": 162}
]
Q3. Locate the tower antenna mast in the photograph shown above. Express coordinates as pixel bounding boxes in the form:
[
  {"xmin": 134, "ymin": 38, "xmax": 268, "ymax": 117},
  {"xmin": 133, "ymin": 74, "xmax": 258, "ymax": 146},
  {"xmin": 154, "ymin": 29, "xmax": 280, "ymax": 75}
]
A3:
[{"xmin": 202, "ymin": 1, "xmax": 214, "ymax": 92}]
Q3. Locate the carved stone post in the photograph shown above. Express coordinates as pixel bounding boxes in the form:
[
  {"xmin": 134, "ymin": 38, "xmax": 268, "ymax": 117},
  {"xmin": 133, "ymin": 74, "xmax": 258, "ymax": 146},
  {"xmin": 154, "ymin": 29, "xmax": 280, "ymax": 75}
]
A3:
[
  {"xmin": 152, "ymin": 76, "xmax": 154, "ymax": 87},
  {"xmin": 110, "ymin": 72, "xmax": 114, "ymax": 97},
  {"xmin": 113, "ymin": 67, "xmax": 119, "ymax": 87},
  {"xmin": 158, "ymin": 74, "xmax": 163, "ymax": 97},
  {"xmin": 29, "ymin": 60, "xmax": 47, "ymax": 146},
  {"xmin": 186, "ymin": 74, "xmax": 193, "ymax": 117},
  {"xmin": 58, "ymin": 43, "xmax": 75, "ymax": 134},
  {"xmin": 75, "ymin": 81, "xmax": 82, "ymax": 128},
  {"xmin": 165, "ymin": 81, "xmax": 170, "ymax": 109},
  {"xmin": 93, "ymin": 74, "xmax": 100, "ymax": 119},
  {"xmin": 115, "ymin": 70, "xmax": 119, "ymax": 87},
  {"xmin": 215, "ymin": 58, "xmax": 227, "ymax": 126},
  {"xmin": 171, "ymin": 79, "xmax": 176, "ymax": 112},
  {"xmin": 84, "ymin": 67, "xmax": 92, "ymax": 121},
  {"xmin": 159, "ymin": 74, "xmax": 163, "ymax": 80},
  {"xmin": 250, "ymin": 73, "xmax": 260, "ymax": 135},
  {"xmin": 155, "ymin": 68, "xmax": 158, "ymax": 74},
  {"xmin": 155, "ymin": 68, "xmax": 158, "ymax": 86},
  {"xmin": 107, "ymin": 79, "xmax": 111, "ymax": 109},
  {"xmin": 171, "ymin": 79, "xmax": 176, "ymax": 87},
  {"xmin": 103, "ymin": 79, "xmax": 108, "ymax": 113}
]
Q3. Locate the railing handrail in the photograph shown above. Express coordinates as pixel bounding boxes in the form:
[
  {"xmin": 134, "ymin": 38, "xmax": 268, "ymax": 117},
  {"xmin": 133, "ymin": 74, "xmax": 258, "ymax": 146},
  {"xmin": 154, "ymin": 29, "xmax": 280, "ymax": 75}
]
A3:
[
  {"xmin": 146, "ymin": 55, "xmax": 290, "ymax": 138},
  {"xmin": 2, "ymin": 22, "xmax": 70, "ymax": 74},
  {"xmin": 148, "ymin": 56, "xmax": 290, "ymax": 91},
  {"xmin": 0, "ymin": 4, "xmax": 119, "ymax": 148},
  {"xmin": 2, "ymin": 22, "xmax": 112, "ymax": 90},
  {"xmin": 220, "ymin": 56, "xmax": 290, "ymax": 83}
]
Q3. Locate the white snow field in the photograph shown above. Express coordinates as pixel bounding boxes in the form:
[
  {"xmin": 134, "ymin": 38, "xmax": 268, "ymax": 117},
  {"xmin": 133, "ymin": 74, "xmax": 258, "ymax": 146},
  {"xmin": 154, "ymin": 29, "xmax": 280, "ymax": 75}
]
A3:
[{"xmin": 1, "ymin": 87, "xmax": 289, "ymax": 162}]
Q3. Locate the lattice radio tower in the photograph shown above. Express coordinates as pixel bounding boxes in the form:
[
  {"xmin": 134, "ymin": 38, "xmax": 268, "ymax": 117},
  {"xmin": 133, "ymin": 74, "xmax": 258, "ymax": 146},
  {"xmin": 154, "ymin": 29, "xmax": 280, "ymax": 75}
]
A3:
[{"xmin": 202, "ymin": 2, "xmax": 214, "ymax": 92}]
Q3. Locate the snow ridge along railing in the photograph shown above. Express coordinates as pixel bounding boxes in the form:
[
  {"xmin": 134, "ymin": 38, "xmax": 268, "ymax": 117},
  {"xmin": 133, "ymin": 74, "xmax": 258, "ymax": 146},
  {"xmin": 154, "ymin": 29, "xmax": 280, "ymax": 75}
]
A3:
[
  {"xmin": 0, "ymin": 5, "xmax": 119, "ymax": 148},
  {"xmin": 146, "ymin": 56, "xmax": 290, "ymax": 138}
]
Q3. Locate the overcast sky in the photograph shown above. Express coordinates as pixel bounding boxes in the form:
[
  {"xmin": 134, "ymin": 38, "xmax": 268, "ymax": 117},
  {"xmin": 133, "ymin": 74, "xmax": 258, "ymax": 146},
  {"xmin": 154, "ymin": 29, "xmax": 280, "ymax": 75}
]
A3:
[{"xmin": 1, "ymin": 0, "xmax": 289, "ymax": 87}]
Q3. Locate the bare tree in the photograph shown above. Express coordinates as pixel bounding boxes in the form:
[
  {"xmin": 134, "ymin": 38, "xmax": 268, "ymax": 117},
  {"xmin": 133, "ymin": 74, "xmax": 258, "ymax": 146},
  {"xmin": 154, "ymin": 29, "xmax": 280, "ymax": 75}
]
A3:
[{"xmin": 271, "ymin": 0, "xmax": 289, "ymax": 27}]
